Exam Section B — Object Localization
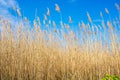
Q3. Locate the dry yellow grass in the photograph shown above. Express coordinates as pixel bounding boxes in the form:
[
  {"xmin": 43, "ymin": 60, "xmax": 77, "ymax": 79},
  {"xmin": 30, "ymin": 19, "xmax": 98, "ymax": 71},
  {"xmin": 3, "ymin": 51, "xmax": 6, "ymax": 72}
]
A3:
[{"xmin": 0, "ymin": 3, "xmax": 120, "ymax": 80}]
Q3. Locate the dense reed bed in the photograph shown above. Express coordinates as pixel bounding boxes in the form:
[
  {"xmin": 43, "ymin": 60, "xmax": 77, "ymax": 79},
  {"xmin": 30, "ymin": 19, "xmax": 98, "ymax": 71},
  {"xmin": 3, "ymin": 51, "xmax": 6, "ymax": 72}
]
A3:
[{"xmin": 0, "ymin": 3, "xmax": 120, "ymax": 80}]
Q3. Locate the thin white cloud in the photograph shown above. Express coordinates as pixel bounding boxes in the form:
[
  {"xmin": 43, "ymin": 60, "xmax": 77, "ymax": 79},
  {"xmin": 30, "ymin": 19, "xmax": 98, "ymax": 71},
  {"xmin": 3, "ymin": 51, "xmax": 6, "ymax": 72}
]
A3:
[
  {"xmin": 0, "ymin": 0, "xmax": 31, "ymax": 35},
  {"xmin": 0, "ymin": 0, "xmax": 19, "ymax": 9},
  {"xmin": 0, "ymin": 0, "xmax": 20, "ymax": 25}
]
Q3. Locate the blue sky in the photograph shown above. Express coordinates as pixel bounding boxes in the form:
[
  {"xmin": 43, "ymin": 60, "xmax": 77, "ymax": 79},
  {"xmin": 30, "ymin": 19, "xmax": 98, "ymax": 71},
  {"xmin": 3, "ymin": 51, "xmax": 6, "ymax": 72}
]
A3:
[
  {"xmin": 16, "ymin": 0, "xmax": 120, "ymax": 24},
  {"xmin": 0, "ymin": 0, "xmax": 119, "ymax": 43},
  {"xmin": 0, "ymin": 0, "xmax": 120, "ymax": 29}
]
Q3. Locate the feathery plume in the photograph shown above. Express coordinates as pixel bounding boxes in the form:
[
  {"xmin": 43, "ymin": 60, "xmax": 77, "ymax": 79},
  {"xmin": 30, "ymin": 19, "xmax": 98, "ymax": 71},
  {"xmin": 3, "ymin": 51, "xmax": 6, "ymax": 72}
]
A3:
[
  {"xmin": 78, "ymin": 22, "xmax": 82, "ymax": 30},
  {"xmin": 24, "ymin": 17, "xmax": 28, "ymax": 22},
  {"xmin": 33, "ymin": 20, "xmax": 37, "ymax": 27},
  {"xmin": 44, "ymin": 15, "xmax": 47, "ymax": 20},
  {"xmin": 105, "ymin": 8, "xmax": 109, "ymax": 14},
  {"xmin": 107, "ymin": 21, "xmax": 113, "ymax": 30},
  {"xmin": 52, "ymin": 21, "xmax": 56, "ymax": 28},
  {"xmin": 115, "ymin": 3, "xmax": 120, "ymax": 11},
  {"xmin": 60, "ymin": 21, "xmax": 64, "ymax": 28},
  {"xmin": 37, "ymin": 17, "xmax": 40, "ymax": 22},
  {"xmin": 43, "ymin": 20, "xmax": 46, "ymax": 25},
  {"xmin": 81, "ymin": 21, "xmax": 86, "ymax": 30},
  {"xmin": 87, "ymin": 12, "xmax": 92, "ymax": 23},
  {"xmin": 47, "ymin": 8, "xmax": 50, "ymax": 16},
  {"xmin": 102, "ymin": 20, "xmax": 106, "ymax": 29},
  {"xmin": 100, "ymin": 11, "xmax": 103, "ymax": 19},
  {"xmin": 48, "ymin": 20, "xmax": 51, "ymax": 24},
  {"xmin": 65, "ymin": 24, "xmax": 70, "ymax": 30},
  {"xmin": 16, "ymin": 9, "xmax": 21, "ymax": 16},
  {"xmin": 37, "ymin": 17, "xmax": 41, "ymax": 26},
  {"xmin": 55, "ymin": 4, "xmax": 60, "ymax": 12},
  {"xmin": 69, "ymin": 16, "xmax": 72, "ymax": 23}
]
